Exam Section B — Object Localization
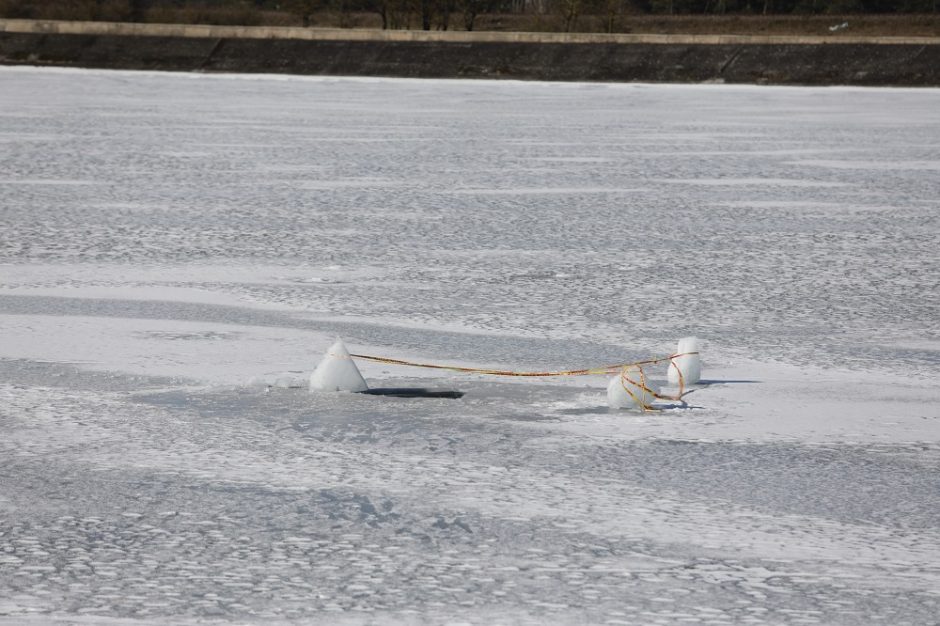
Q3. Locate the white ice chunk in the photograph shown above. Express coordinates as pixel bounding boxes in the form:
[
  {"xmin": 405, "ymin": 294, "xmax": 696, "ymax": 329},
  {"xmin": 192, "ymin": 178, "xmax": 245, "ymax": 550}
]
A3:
[
  {"xmin": 274, "ymin": 375, "xmax": 304, "ymax": 389},
  {"xmin": 667, "ymin": 336, "xmax": 702, "ymax": 386},
  {"xmin": 309, "ymin": 339, "xmax": 368, "ymax": 393},
  {"xmin": 246, "ymin": 376, "xmax": 268, "ymax": 389},
  {"xmin": 607, "ymin": 366, "xmax": 657, "ymax": 410}
]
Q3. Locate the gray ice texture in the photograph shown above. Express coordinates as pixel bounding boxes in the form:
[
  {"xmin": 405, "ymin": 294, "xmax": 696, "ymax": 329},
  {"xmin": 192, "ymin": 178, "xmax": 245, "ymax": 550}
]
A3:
[{"xmin": 1, "ymin": 67, "xmax": 939, "ymax": 625}]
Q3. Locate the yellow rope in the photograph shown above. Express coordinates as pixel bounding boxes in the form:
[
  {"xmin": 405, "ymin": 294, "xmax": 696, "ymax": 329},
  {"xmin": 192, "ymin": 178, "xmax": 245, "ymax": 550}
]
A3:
[{"xmin": 349, "ymin": 351, "xmax": 699, "ymax": 408}]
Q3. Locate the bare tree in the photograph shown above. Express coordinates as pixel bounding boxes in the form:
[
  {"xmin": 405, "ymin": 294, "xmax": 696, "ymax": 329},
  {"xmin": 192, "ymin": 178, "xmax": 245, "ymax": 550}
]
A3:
[
  {"xmin": 419, "ymin": 0, "xmax": 432, "ymax": 28},
  {"xmin": 285, "ymin": 0, "xmax": 325, "ymax": 26},
  {"xmin": 458, "ymin": 0, "xmax": 488, "ymax": 30},
  {"xmin": 558, "ymin": 0, "xmax": 582, "ymax": 31},
  {"xmin": 600, "ymin": 0, "xmax": 625, "ymax": 32},
  {"xmin": 437, "ymin": 0, "xmax": 455, "ymax": 29}
]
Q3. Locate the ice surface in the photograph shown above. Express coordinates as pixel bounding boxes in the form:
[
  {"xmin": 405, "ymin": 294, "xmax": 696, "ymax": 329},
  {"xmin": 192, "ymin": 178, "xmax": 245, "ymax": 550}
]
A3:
[
  {"xmin": 1, "ymin": 67, "xmax": 939, "ymax": 625},
  {"xmin": 309, "ymin": 339, "xmax": 369, "ymax": 392}
]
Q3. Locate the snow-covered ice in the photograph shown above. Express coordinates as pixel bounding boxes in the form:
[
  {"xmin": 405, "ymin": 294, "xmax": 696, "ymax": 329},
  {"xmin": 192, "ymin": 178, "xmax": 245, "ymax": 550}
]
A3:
[{"xmin": 1, "ymin": 67, "xmax": 939, "ymax": 625}]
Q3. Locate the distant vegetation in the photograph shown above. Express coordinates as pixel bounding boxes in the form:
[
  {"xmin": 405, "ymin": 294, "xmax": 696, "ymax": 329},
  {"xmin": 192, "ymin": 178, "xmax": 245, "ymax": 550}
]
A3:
[{"xmin": 1, "ymin": 0, "xmax": 937, "ymax": 33}]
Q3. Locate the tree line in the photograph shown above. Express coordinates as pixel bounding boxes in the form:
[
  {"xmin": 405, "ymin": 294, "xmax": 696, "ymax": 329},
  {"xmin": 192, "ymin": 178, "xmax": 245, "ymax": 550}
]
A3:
[{"xmin": 1, "ymin": 0, "xmax": 936, "ymax": 32}]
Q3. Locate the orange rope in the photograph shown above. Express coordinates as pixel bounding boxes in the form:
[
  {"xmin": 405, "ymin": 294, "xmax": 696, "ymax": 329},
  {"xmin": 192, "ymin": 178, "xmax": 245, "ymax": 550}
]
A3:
[{"xmin": 349, "ymin": 351, "xmax": 698, "ymax": 407}]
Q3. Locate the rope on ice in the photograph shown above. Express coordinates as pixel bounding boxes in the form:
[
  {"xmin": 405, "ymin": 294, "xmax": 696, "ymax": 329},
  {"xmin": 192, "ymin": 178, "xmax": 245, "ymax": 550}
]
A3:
[{"xmin": 349, "ymin": 351, "xmax": 699, "ymax": 411}]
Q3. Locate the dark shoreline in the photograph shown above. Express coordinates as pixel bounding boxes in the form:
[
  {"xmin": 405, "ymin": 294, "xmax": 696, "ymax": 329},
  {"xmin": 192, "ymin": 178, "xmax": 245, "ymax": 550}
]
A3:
[{"xmin": 2, "ymin": 20, "xmax": 939, "ymax": 86}]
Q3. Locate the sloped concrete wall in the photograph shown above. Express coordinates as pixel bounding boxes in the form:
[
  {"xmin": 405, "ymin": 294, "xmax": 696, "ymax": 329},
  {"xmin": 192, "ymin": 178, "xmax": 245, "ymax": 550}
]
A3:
[{"xmin": 2, "ymin": 19, "xmax": 939, "ymax": 86}]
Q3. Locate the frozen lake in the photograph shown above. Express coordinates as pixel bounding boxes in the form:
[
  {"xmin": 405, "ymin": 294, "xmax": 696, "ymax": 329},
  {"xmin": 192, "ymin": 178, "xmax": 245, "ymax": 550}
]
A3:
[{"xmin": 1, "ymin": 67, "xmax": 939, "ymax": 624}]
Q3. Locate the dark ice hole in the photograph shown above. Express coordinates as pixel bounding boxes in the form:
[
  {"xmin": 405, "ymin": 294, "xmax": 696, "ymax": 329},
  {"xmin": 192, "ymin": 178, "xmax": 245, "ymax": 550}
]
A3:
[{"xmin": 360, "ymin": 388, "xmax": 465, "ymax": 399}]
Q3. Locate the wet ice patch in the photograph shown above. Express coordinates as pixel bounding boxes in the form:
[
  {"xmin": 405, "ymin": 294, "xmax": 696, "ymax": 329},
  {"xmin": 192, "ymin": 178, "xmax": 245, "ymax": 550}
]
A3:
[{"xmin": 136, "ymin": 330, "xmax": 242, "ymax": 341}]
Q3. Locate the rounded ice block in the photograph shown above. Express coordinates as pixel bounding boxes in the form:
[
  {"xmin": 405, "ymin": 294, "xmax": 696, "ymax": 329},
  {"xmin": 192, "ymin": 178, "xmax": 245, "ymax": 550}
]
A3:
[
  {"xmin": 667, "ymin": 336, "xmax": 702, "ymax": 386},
  {"xmin": 607, "ymin": 366, "xmax": 656, "ymax": 410}
]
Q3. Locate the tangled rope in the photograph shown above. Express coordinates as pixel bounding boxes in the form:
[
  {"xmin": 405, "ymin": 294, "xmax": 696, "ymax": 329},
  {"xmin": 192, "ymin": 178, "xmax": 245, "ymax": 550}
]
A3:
[{"xmin": 349, "ymin": 351, "xmax": 699, "ymax": 411}]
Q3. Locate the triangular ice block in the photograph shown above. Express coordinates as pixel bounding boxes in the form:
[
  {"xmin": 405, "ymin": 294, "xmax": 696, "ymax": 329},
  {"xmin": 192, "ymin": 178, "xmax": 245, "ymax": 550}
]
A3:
[{"xmin": 309, "ymin": 339, "xmax": 369, "ymax": 393}]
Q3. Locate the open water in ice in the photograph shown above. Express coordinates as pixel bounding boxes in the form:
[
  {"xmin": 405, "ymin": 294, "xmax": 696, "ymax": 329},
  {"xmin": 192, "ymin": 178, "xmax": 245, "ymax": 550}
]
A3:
[{"xmin": 1, "ymin": 68, "xmax": 939, "ymax": 624}]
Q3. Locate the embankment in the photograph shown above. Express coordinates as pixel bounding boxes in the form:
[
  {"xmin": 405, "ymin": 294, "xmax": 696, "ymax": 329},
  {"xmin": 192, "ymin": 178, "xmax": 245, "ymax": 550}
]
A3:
[{"xmin": 2, "ymin": 19, "xmax": 939, "ymax": 85}]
